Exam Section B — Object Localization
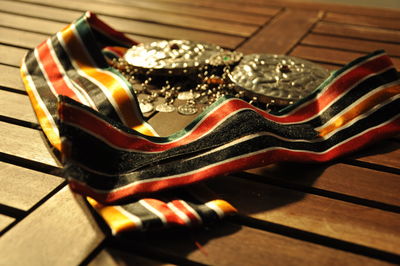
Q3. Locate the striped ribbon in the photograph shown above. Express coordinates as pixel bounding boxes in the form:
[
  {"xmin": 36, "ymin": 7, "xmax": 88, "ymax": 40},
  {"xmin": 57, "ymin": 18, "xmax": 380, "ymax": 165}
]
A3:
[{"xmin": 21, "ymin": 12, "xmax": 400, "ymax": 234}]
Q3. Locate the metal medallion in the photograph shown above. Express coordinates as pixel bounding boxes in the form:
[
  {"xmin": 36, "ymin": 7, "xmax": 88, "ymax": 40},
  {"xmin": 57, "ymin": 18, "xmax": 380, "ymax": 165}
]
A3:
[
  {"xmin": 229, "ymin": 54, "xmax": 331, "ymax": 106},
  {"xmin": 155, "ymin": 103, "xmax": 176, "ymax": 113},
  {"xmin": 177, "ymin": 104, "xmax": 198, "ymax": 115},
  {"xmin": 177, "ymin": 91, "xmax": 200, "ymax": 100},
  {"xmin": 139, "ymin": 102, "xmax": 154, "ymax": 113},
  {"xmin": 124, "ymin": 40, "xmax": 224, "ymax": 76}
]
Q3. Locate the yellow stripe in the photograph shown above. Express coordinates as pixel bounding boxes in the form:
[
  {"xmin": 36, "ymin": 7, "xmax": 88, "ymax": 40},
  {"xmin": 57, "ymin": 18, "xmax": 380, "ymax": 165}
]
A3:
[
  {"xmin": 21, "ymin": 65, "xmax": 61, "ymax": 151},
  {"xmin": 87, "ymin": 197, "xmax": 138, "ymax": 234},
  {"xmin": 60, "ymin": 25, "xmax": 146, "ymax": 129},
  {"xmin": 209, "ymin": 199, "xmax": 238, "ymax": 214},
  {"xmin": 318, "ymin": 84, "xmax": 400, "ymax": 137}
]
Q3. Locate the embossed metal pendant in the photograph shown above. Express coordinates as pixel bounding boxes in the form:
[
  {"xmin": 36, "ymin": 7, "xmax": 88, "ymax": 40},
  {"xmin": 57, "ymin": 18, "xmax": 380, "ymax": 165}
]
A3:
[
  {"xmin": 229, "ymin": 54, "xmax": 330, "ymax": 106},
  {"xmin": 124, "ymin": 40, "xmax": 226, "ymax": 76}
]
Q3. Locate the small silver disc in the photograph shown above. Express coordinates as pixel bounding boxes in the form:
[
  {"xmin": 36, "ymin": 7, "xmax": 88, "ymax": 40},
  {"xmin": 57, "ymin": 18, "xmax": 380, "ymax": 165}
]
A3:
[
  {"xmin": 177, "ymin": 91, "xmax": 200, "ymax": 100},
  {"xmin": 177, "ymin": 104, "xmax": 198, "ymax": 115},
  {"xmin": 155, "ymin": 103, "xmax": 176, "ymax": 113},
  {"xmin": 139, "ymin": 102, "xmax": 154, "ymax": 113}
]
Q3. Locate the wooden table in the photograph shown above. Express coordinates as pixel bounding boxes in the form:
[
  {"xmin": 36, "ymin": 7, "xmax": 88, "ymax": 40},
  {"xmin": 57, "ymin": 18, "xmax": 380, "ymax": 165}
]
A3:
[{"xmin": 0, "ymin": 0, "xmax": 399, "ymax": 265}]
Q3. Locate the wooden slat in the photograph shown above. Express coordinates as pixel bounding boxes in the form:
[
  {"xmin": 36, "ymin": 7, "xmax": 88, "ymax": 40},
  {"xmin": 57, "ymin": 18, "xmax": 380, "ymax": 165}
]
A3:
[
  {"xmin": 91, "ymin": 0, "xmax": 270, "ymax": 25},
  {"xmin": 1, "ymin": 1, "xmax": 243, "ymax": 49},
  {"xmin": 19, "ymin": 0, "xmax": 258, "ymax": 37},
  {"xmin": 0, "ymin": 45, "xmax": 28, "ymax": 67},
  {"xmin": 0, "ymin": 122, "xmax": 58, "ymax": 167},
  {"xmin": 0, "ymin": 11, "xmax": 65, "ymax": 35},
  {"xmin": 0, "ymin": 90, "xmax": 37, "ymax": 124},
  {"xmin": 0, "ymin": 187, "xmax": 105, "ymax": 265},
  {"xmin": 137, "ymin": 223, "xmax": 390, "ymax": 265},
  {"xmin": 247, "ymin": 162, "xmax": 400, "ymax": 207},
  {"xmin": 226, "ymin": 0, "xmax": 400, "ymax": 19},
  {"xmin": 0, "ymin": 65, "xmax": 25, "ymax": 91},
  {"xmin": 0, "ymin": 214, "xmax": 15, "ymax": 232},
  {"xmin": 348, "ymin": 140, "xmax": 400, "ymax": 170},
  {"xmin": 89, "ymin": 248, "xmax": 173, "ymax": 266},
  {"xmin": 238, "ymin": 9, "xmax": 323, "ymax": 54},
  {"xmin": 0, "ymin": 26, "xmax": 45, "ymax": 49},
  {"xmin": 290, "ymin": 45, "xmax": 400, "ymax": 69},
  {"xmin": 313, "ymin": 21, "xmax": 400, "ymax": 43},
  {"xmin": 302, "ymin": 33, "xmax": 400, "ymax": 57},
  {"xmin": 140, "ymin": 0, "xmax": 281, "ymax": 16},
  {"xmin": 324, "ymin": 12, "xmax": 400, "ymax": 31},
  {"xmin": 0, "ymin": 161, "xmax": 63, "ymax": 211},
  {"xmin": 206, "ymin": 176, "xmax": 400, "ymax": 254}
]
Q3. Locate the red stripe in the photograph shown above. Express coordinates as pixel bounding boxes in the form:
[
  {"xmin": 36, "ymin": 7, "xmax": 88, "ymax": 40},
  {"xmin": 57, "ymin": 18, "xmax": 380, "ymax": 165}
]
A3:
[
  {"xmin": 68, "ymin": 116, "xmax": 400, "ymax": 204},
  {"xmin": 85, "ymin": 12, "xmax": 137, "ymax": 46},
  {"xmin": 37, "ymin": 41, "xmax": 80, "ymax": 101},
  {"xmin": 60, "ymin": 98, "xmax": 260, "ymax": 152},
  {"xmin": 270, "ymin": 55, "xmax": 394, "ymax": 123},
  {"xmin": 142, "ymin": 199, "xmax": 187, "ymax": 226},
  {"xmin": 171, "ymin": 200, "xmax": 201, "ymax": 225}
]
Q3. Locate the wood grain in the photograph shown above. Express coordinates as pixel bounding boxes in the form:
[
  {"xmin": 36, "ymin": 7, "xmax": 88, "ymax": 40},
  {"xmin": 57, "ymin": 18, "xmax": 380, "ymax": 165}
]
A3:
[
  {"xmin": 206, "ymin": 176, "xmax": 400, "ymax": 254},
  {"xmin": 290, "ymin": 45, "xmax": 400, "ymax": 70},
  {"xmin": 0, "ymin": 65, "xmax": 25, "ymax": 91},
  {"xmin": 313, "ymin": 22, "xmax": 400, "ymax": 43},
  {"xmin": 302, "ymin": 33, "xmax": 400, "ymax": 57},
  {"xmin": 91, "ymin": 0, "xmax": 269, "ymax": 25},
  {"xmin": 226, "ymin": 0, "xmax": 400, "ymax": 19},
  {"xmin": 348, "ymin": 140, "xmax": 400, "ymax": 169},
  {"xmin": 238, "ymin": 9, "xmax": 323, "ymax": 54},
  {"xmin": 0, "ymin": 121, "xmax": 59, "ymax": 167},
  {"xmin": 324, "ymin": 12, "xmax": 400, "ymax": 31},
  {"xmin": 89, "ymin": 248, "xmax": 173, "ymax": 266},
  {"xmin": 140, "ymin": 0, "xmax": 281, "ymax": 16},
  {"xmin": 0, "ymin": 90, "xmax": 37, "ymax": 124},
  {"xmin": 0, "ymin": 214, "xmax": 15, "ymax": 232},
  {"xmin": 1, "ymin": 1, "xmax": 244, "ymax": 49},
  {"xmin": 0, "ymin": 187, "xmax": 105, "ymax": 266},
  {"xmin": 136, "ymin": 223, "xmax": 391, "ymax": 265},
  {"xmin": 247, "ymin": 162, "xmax": 400, "ymax": 207},
  {"xmin": 19, "ymin": 0, "xmax": 258, "ymax": 37},
  {"xmin": 0, "ymin": 161, "xmax": 63, "ymax": 211},
  {"xmin": 0, "ymin": 26, "xmax": 45, "ymax": 49},
  {"xmin": 0, "ymin": 44, "xmax": 28, "ymax": 67}
]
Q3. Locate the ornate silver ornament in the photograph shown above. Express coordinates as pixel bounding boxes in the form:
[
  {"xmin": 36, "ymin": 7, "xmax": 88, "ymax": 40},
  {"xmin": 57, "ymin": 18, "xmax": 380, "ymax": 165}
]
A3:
[{"xmin": 229, "ymin": 54, "xmax": 330, "ymax": 106}]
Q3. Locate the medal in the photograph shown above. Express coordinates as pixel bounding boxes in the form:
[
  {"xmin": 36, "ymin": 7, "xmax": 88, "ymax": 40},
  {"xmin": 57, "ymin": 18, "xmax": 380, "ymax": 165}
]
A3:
[
  {"xmin": 115, "ymin": 40, "xmax": 330, "ymax": 114},
  {"xmin": 229, "ymin": 54, "xmax": 330, "ymax": 106}
]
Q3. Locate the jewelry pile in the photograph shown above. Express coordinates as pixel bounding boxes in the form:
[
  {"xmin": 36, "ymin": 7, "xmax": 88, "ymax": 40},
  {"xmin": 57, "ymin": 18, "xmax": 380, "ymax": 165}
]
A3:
[{"xmin": 110, "ymin": 40, "xmax": 330, "ymax": 115}]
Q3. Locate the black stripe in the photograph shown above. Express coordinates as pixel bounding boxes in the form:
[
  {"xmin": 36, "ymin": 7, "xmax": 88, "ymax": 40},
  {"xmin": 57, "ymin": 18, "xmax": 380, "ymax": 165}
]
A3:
[
  {"xmin": 24, "ymin": 50, "xmax": 58, "ymax": 121},
  {"xmin": 50, "ymin": 35, "xmax": 123, "ymax": 124},
  {"xmin": 122, "ymin": 201, "xmax": 164, "ymax": 230}
]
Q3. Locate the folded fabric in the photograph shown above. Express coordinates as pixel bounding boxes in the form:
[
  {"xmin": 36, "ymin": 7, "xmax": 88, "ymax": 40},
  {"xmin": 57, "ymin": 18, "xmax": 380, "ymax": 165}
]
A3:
[{"xmin": 21, "ymin": 12, "xmax": 400, "ymax": 234}]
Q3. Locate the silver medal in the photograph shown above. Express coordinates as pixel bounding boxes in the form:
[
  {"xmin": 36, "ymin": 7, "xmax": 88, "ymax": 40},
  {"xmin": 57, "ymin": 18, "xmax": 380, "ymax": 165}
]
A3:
[
  {"xmin": 139, "ymin": 102, "xmax": 154, "ymax": 113},
  {"xmin": 229, "ymin": 54, "xmax": 330, "ymax": 106},
  {"xmin": 177, "ymin": 91, "xmax": 200, "ymax": 100},
  {"xmin": 155, "ymin": 103, "xmax": 176, "ymax": 113},
  {"xmin": 177, "ymin": 104, "xmax": 198, "ymax": 115}
]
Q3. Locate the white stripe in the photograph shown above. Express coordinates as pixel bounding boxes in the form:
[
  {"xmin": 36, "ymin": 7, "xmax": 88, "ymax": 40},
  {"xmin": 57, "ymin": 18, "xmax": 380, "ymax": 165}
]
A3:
[
  {"xmin": 281, "ymin": 52, "xmax": 390, "ymax": 117},
  {"xmin": 285, "ymin": 65, "xmax": 396, "ymax": 125},
  {"xmin": 178, "ymin": 200, "xmax": 203, "ymax": 224},
  {"xmin": 70, "ymin": 111, "xmax": 400, "ymax": 194},
  {"xmin": 167, "ymin": 202, "xmax": 191, "ymax": 225},
  {"xmin": 111, "ymin": 206, "xmax": 143, "ymax": 235},
  {"xmin": 139, "ymin": 200, "xmax": 167, "ymax": 225},
  {"xmin": 21, "ymin": 62, "xmax": 59, "ymax": 136},
  {"xmin": 315, "ymin": 79, "xmax": 400, "ymax": 132},
  {"xmin": 57, "ymin": 30, "xmax": 130, "ymax": 126},
  {"xmin": 205, "ymin": 201, "xmax": 224, "ymax": 218},
  {"xmin": 46, "ymin": 39, "xmax": 96, "ymax": 108}
]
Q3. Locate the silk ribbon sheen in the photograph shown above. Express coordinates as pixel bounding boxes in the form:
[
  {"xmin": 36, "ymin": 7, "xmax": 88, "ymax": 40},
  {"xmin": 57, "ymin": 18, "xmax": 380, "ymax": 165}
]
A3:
[{"xmin": 21, "ymin": 12, "xmax": 400, "ymax": 234}]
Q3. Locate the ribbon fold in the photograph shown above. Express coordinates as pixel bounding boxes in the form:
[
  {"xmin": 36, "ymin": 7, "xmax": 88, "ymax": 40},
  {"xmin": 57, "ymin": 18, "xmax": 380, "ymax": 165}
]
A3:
[{"xmin": 21, "ymin": 11, "xmax": 400, "ymax": 234}]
